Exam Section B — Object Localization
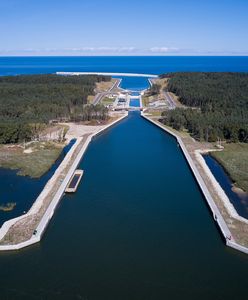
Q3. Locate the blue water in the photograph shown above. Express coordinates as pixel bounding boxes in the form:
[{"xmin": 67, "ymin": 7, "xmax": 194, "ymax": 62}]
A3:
[
  {"xmin": 0, "ymin": 139, "xmax": 76, "ymax": 226},
  {"xmin": 1, "ymin": 111, "xmax": 248, "ymax": 299},
  {"xmin": 1, "ymin": 56, "xmax": 248, "ymax": 76},
  {"xmin": 115, "ymin": 76, "xmax": 150, "ymax": 90},
  {"xmin": 130, "ymin": 99, "xmax": 140, "ymax": 107}
]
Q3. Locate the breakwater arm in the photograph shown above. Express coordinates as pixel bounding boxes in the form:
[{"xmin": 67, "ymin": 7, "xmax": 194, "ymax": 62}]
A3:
[{"xmin": 56, "ymin": 72, "xmax": 158, "ymax": 78}]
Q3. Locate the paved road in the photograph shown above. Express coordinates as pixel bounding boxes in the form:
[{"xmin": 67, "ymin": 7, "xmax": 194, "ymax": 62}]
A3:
[
  {"xmin": 92, "ymin": 79, "xmax": 121, "ymax": 105},
  {"xmin": 92, "ymin": 93, "xmax": 106, "ymax": 105},
  {"xmin": 164, "ymin": 91, "xmax": 176, "ymax": 109}
]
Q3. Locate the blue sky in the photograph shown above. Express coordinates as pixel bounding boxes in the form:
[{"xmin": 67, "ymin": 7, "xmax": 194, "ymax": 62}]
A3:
[{"xmin": 0, "ymin": 0, "xmax": 247, "ymax": 56}]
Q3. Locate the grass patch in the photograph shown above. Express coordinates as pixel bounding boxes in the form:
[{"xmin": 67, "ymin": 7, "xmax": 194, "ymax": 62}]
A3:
[
  {"xmin": 142, "ymin": 96, "xmax": 149, "ymax": 107},
  {"xmin": 211, "ymin": 143, "xmax": 248, "ymax": 192},
  {"xmin": 149, "ymin": 111, "xmax": 162, "ymax": 117},
  {"xmin": 87, "ymin": 95, "xmax": 95, "ymax": 104},
  {"xmin": 0, "ymin": 141, "xmax": 64, "ymax": 178},
  {"xmin": 102, "ymin": 97, "xmax": 114, "ymax": 105},
  {"xmin": 96, "ymin": 79, "xmax": 116, "ymax": 92}
]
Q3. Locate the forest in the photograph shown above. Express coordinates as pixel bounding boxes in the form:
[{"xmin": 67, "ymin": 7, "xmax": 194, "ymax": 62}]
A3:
[
  {"xmin": 160, "ymin": 72, "xmax": 248, "ymax": 143},
  {"xmin": 0, "ymin": 74, "xmax": 110, "ymax": 143}
]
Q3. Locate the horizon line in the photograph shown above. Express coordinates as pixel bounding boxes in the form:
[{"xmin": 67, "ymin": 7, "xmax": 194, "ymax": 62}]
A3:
[{"xmin": 0, "ymin": 54, "xmax": 248, "ymax": 57}]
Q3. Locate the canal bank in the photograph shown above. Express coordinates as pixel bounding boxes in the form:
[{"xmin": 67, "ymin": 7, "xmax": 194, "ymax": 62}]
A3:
[
  {"xmin": 141, "ymin": 113, "xmax": 248, "ymax": 255},
  {"xmin": 0, "ymin": 113, "xmax": 127, "ymax": 250},
  {"xmin": 203, "ymin": 154, "xmax": 248, "ymax": 218},
  {"xmin": 1, "ymin": 111, "xmax": 248, "ymax": 300}
]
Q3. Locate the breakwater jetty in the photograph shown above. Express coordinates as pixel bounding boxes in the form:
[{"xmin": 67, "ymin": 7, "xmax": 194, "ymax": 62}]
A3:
[
  {"xmin": 56, "ymin": 72, "xmax": 158, "ymax": 78},
  {"xmin": 0, "ymin": 113, "xmax": 128, "ymax": 251},
  {"xmin": 141, "ymin": 113, "xmax": 248, "ymax": 255}
]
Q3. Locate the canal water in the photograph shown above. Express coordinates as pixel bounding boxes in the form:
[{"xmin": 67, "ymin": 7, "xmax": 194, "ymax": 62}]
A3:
[
  {"xmin": 115, "ymin": 76, "xmax": 150, "ymax": 91},
  {"xmin": 129, "ymin": 98, "xmax": 140, "ymax": 107},
  {"xmin": 0, "ymin": 112, "xmax": 247, "ymax": 299}
]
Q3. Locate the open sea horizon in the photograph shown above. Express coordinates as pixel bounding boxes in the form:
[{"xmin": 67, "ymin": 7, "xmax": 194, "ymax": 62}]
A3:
[{"xmin": 1, "ymin": 56, "xmax": 248, "ymax": 76}]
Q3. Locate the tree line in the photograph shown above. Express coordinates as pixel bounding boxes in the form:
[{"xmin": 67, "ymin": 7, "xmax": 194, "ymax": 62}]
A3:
[
  {"xmin": 0, "ymin": 74, "xmax": 111, "ymax": 144},
  {"xmin": 159, "ymin": 72, "xmax": 248, "ymax": 143},
  {"xmin": 146, "ymin": 83, "xmax": 161, "ymax": 96}
]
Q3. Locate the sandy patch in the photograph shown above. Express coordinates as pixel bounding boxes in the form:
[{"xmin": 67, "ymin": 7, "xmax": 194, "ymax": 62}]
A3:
[{"xmin": 23, "ymin": 148, "xmax": 33, "ymax": 154}]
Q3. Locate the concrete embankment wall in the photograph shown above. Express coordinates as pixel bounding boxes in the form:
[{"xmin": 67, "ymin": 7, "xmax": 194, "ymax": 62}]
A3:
[
  {"xmin": 115, "ymin": 78, "xmax": 122, "ymax": 89},
  {"xmin": 0, "ymin": 113, "xmax": 128, "ymax": 251},
  {"xmin": 141, "ymin": 113, "xmax": 248, "ymax": 255},
  {"xmin": 139, "ymin": 96, "xmax": 143, "ymax": 109},
  {"xmin": 148, "ymin": 78, "xmax": 154, "ymax": 87},
  {"xmin": 195, "ymin": 150, "xmax": 248, "ymax": 226}
]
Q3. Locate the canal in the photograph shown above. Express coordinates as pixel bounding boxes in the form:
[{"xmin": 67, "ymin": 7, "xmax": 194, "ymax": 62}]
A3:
[{"xmin": 0, "ymin": 112, "xmax": 247, "ymax": 299}]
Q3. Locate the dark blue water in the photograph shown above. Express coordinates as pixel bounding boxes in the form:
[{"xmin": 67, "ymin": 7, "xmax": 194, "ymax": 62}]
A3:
[
  {"xmin": 204, "ymin": 155, "xmax": 248, "ymax": 218},
  {"xmin": 1, "ymin": 56, "xmax": 248, "ymax": 76},
  {"xmin": 0, "ymin": 112, "xmax": 248, "ymax": 299},
  {"xmin": 0, "ymin": 139, "xmax": 76, "ymax": 225}
]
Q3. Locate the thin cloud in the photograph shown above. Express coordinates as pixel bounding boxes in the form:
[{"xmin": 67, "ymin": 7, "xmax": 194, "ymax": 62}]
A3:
[
  {"xmin": 0, "ymin": 47, "xmax": 247, "ymax": 56},
  {"xmin": 0, "ymin": 46, "xmax": 179, "ymax": 55},
  {"xmin": 149, "ymin": 47, "xmax": 179, "ymax": 53}
]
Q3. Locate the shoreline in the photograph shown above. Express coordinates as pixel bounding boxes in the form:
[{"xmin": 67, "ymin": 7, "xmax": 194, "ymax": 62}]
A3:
[
  {"xmin": 202, "ymin": 152, "xmax": 248, "ymax": 214},
  {"xmin": 194, "ymin": 150, "xmax": 248, "ymax": 225},
  {"xmin": 141, "ymin": 113, "xmax": 248, "ymax": 255},
  {"xmin": 0, "ymin": 113, "xmax": 128, "ymax": 251},
  {"xmin": 208, "ymin": 150, "xmax": 248, "ymax": 194}
]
